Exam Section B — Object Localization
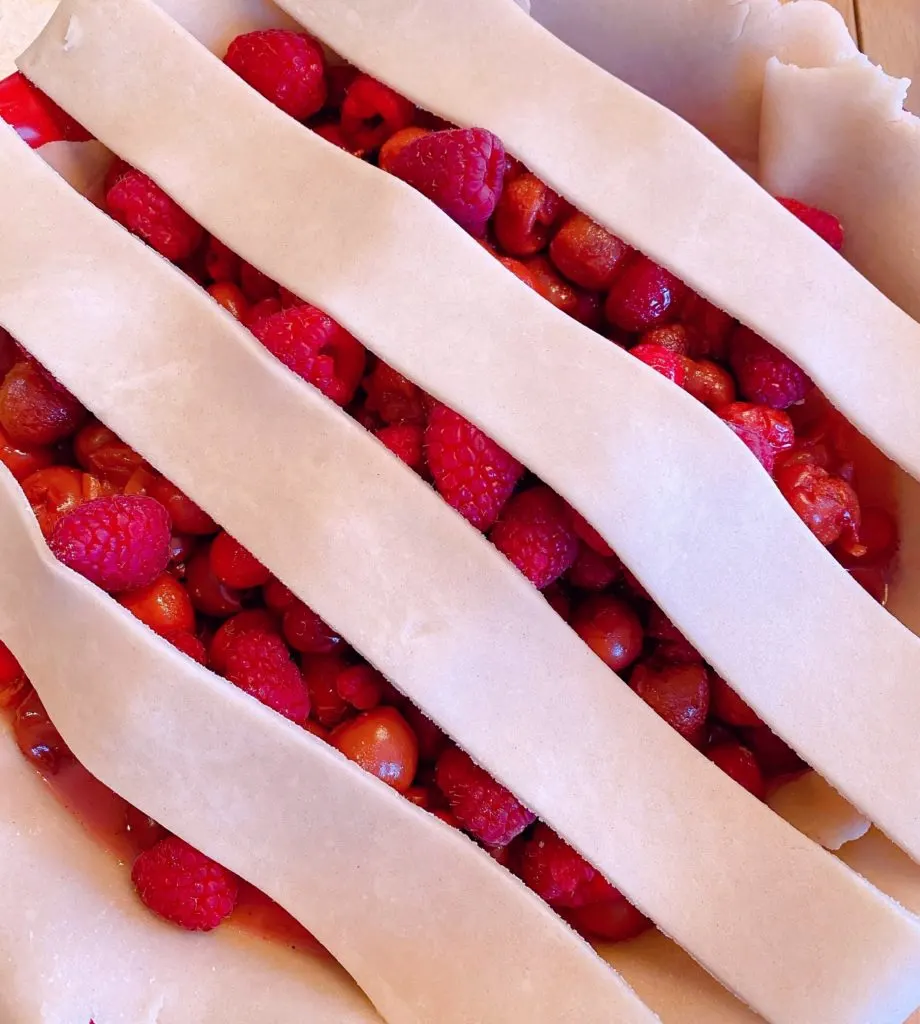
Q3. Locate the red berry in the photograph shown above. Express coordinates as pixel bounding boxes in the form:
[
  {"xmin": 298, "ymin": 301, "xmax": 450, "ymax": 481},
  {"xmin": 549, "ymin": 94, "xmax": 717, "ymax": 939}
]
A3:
[
  {"xmin": 378, "ymin": 126, "xmax": 430, "ymax": 173},
  {"xmin": 435, "ymin": 745, "xmax": 535, "ymax": 847},
  {"xmin": 132, "ymin": 836, "xmax": 238, "ymax": 932},
  {"xmin": 239, "ymin": 261, "xmax": 279, "ymax": 304},
  {"xmin": 376, "ymin": 423, "xmax": 424, "ymax": 470},
  {"xmin": 717, "ymin": 402, "xmax": 795, "ymax": 475},
  {"xmin": 523, "ymin": 256, "xmax": 602, "ymax": 328},
  {"xmin": 303, "ymin": 653, "xmax": 352, "ymax": 727},
  {"xmin": 251, "ymin": 304, "xmax": 366, "ymax": 406},
  {"xmin": 331, "ymin": 706, "xmax": 418, "ymax": 792},
  {"xmin": 209, "ymin": 530, "xmax": 271, "ymax": 589},
  {"xmin": 13, "ymin": 690, "xmax": 72, "ymax": 775},
  {"xmin": 263, "ymin": 577, "xmax": 298, "ymax": 613},
  {"xmin": 209, "ymin": 609, "xmax": 279, "ymax": 674},
  {"xmin": 282, "ymin": 600, "xmax": 343, "ymax": 655},
  {"xmin": 73, "ymin": 421, "xmax": 144, "ymax": 486},
  {"xmin": 118, "ymin": 572, "xmax": 196, "ymax": 636},
  {"xmin": 489, "ymin": 485, "xmax": 578, "ymax": 588},
  {"xmin": 605, "ymin": 255, "xmax": 686, "ymax": 332},
  {"xmin": 706, "ymin": 742, "xmax": 766, "ymax": 799},
  {"xmin": 204, "ymin": 236, "xmax": 240, "ymax": 283},
  {"xmin": 571, "ymin": 595, "xmax": 644, "ymax": 673},
  {"xmin": 336, "ymin": 664, "xmax": 386, "ymax": 711},
  {"xmin": 681, "ymin": 291, "xmax": 735, "ymax": 360},
  {"xmin": 340, "ymin": 75, "xmax": 416, "ymax": 152},
  {"xmin": 124, "ymin": 804, "xmax": 168, "ymax": 852},
  {"xmin": 776, "ymin": 197, "xmax": 844, "ymax": 251},
  {"xmin": 0, "ymin": 640, "xmax": 23, "ymax": 688},
  {"xmin": 224, "ymin": 630, "xmax": 310, "ymax": 724},
  {"xmin": 629, "ymin": 342, "xmax": 686, "ymax": 385},
  {"xmin": 549, "ymin": 212, "xmax": 630, "ymax": 291},
  {"xmin": 493, "ymin": 173, "xmax": 567, "ymax": 256},
  {"xmin": 49, "ymin": 495, "xmax": 171, "ymax": 594},
  {"xmin": 566, "ymin": 543, "xmax": 621, "ymax": 591},
  {"xmin": 521, "ymin": 823, "xmax": 604, "ymax": 908},
  {"xmin": 185, "ymin": 549, "xmax": 244, "ymax": 618},
  {"xmin": 363, "ymin": 361, "xmax": 427, "ymax": 425},
  {"xmin": 776, "ymin": 461, "xmax": 860, "ymax": 546},
  {"xmin": 683, "ymin": 359, "xmax": 736, "ymax": 409},
  {"xmin": 630, "ymin": 661, "xmax": 710, "ymax": 744},
  {"xmin": 729, "ymin": 327, "xmax": 813, "ymax": 410},
  {"xmin": 163, "ymin": 629, "xmax": 208, "ymax": 666},
  {"xmin": 224, "ymin": 30, "xmax": 326, "ymax": 120},
  {"xmin": 0, "ymin": 423, "xmax": 53, "ymax": 482},
  {"xmin": 640, "ymin": 323, "xmax": 691, "ymax": 356},
  {"xmin": 144, "ymin": 476, "xmax": 218, "ymax": 536},
  {"xmin": 208, "ymin": 282, "xmax": 249, "ymax": 322},
  {"xmin": 646, "ymin": 607, "xmax": 701, "ymax": 664},
  {"xmin": 425, "ymin": 403, "xmax": 523, "ymax": 531},
  {"xmin": 711, "ymin": 675, "xmax": 763, "ymax": 728},
  {"xmin": 401, "ymin": 703, "xmax": 449, "ymax": 763},
  {"xmin": 742, "ymin": 725, "xmax": 807, "ymax": 777},
  {"xmin": 389, "ymin": 127, "xmax": 506, "ymax": 237},
  {"xmin": 0, "ymin": 360, "xmax": 85, "ymax": 446},
  {"xmin": 567, "ymin": 508, "xmax": 615, "ymax": 557},
  {"xmin": 105, "ymin": 167, "xmax": 203, "ymax": 262},
  {"xmin": 497, "ymin": 256, "xmax": 539, "ymax": 290},
  {"xmin": 561, "ymin": 893, "xmax": 652, "ymax": 943}
]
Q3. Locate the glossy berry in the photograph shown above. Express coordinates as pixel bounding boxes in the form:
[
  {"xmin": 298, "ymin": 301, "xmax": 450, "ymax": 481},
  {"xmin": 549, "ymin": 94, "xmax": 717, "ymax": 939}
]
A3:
[
  {"xmin": 706, "ymin": 742, "xmax": 766, "ymax": 800},
  {"xmin": 132, "ymin": 836, "xmax": 238, "ymax": 932},
  {"xmin": 521, "ymin": 824, "xmax": 606, "ymax": 908},
  {"xmin": 681, "ymin": 292, "xmax": 735, "ymax": 360},
  {"xmin": 0, "ymin": 360, "xmax": 85, "ymax": 446},
  {"xmin": 336, "ymin": 664, "xmax": 386, "ymax": 711},
  {"xmin": 303, "ymin": 653, "xmax": 352, "ymax": 728},
  {"xmin": 646, "ymin": 607, "xmax": 701, "ymax": 665},
  {"xmin": 118, "ymin": 572, "xmax": 196, "ymax": 636},
  {"xmin": 184, "ymin": 549, "xmax": 244, "ymax": 618},
  {"xmin": 630, "ymin": 342, "xmax": 686, "ymax": 385},
  {"xmin": 489, "ymin": 485, "xmax": 578, "ymax": 589},
  {"xmin": 717, "ymin": 402, "xmax": 795, "ymax": 475},
  {"xmin": 729, "ymin": 327, "xmax": 813, "ymax": 410},
  {"xmin": 0, "ymin": 423, "xmax": 53, "ymax": 482},
  {"xmin": 549, "ymin": 212, "xmax": 630, "ymax": 291},
  {"xmin": 204, "ymin": 236, "xmax": 240, "ymax": 283},
  {"xmin": 389, "ymin": 127, "xmax": 506, "ymax": 237},
  {"xmin": 562, "ymin": 893, "xmax": 652, "ymax": 943},
  {"xmin": 711, "ymin": 675, "xmax": 763, "ymax": 728},
  {"xmin": 208, "ymin": 282, "xmax": 249, "ymax": 322},
  {"xmin": 742, "ymin": 725, "xmax": 807, "ymax": 778},
  {"xmin": 162, "ymin": 629, "xmax": 208, "ymax": 666},
  {"xmin": 605, "ymin": 255, "xmax": 686, "ymax": 332},
  {"xmin": 13, "ymin": 690, "xmax": 71, "ymax": 775},
  {"xmin": 630, "ymin": 661, "xmax": 710, "ymax": 744},
  {"xmin": 209, "ymin": 531, "xmax": 271, "ymax": 589},
  {"xmin": 363, "ymin": 361, "xmax": 427, "ymax": 426},
  {"xmin": 340, "ymin": 75, "xmax": 416, "ymax": 152},
  {"xmin": 282, "ymin": 600, "xmax": 343, "ymax": 655},
  {"xmin": 224, "ymin": 630, "xmax": 310, "ymax": 724},
  {"xmin": 435, "ymin": 745, "xmax": 535, "ymax": 847},
  {"xmin": 493, "ymin": 173, "xmax": 568, "ymax": 256},
  {"xmin": 776, "ymin": 462, "xmax": 860, "ymax": 546},
  {"xmin": 49, "ymin": 495, "xmax": 171, "ymax": 594},
  {"xmin": 105, "ymin": 167, "xmax": 204, "ymax": 262},
  {"xmin": 571, "ymin": 595, "xmax": 644, "ymax": 673},
  {"xmin": 776, "ymin": 197, "xmax": 844, "ymax": 251},
  {"xmin": 523, "ymin": 256, "xmax": 602, "ymax": 328},
  {"xmin": 22, "ymin": 466, "xmax": 84, "ymax": 537},
  {"xmin": 425, "ymin": 403, "xmax": 524, "ymax": 531},
  {"xmin": 224, "ymin": 30, "xmax": 326, "ymax": 120},
  {"xmin": 332, "ymin": 706, "xmax": 419, "ymax": 792},
  {"xmin": 683, "ymin": 359, "xmax": 736, "ymax": 409},
  {"xmin": 144, "ymin": 476, "xmax": 218, "ymax": 536},
  {"xmin": 566, "ymin": 543, "xmax": 621, "ymax": 591}
]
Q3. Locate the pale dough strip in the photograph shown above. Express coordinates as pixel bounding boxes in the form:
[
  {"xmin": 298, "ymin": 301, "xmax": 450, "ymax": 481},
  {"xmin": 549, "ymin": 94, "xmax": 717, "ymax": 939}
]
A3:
[
  {"xmin": 23, "ymin": 0, "xmax": 920, "ymax": 871},
  {"xmin": 3, "ymin": 123, "xmax": 920, "ymax": 1022}
]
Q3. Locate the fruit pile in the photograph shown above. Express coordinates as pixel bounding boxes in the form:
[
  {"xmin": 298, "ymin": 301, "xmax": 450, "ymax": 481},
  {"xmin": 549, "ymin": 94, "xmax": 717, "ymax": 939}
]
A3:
[{"xmin": 0, "ymin": 29, "xmax": 899, "ymax": 944}]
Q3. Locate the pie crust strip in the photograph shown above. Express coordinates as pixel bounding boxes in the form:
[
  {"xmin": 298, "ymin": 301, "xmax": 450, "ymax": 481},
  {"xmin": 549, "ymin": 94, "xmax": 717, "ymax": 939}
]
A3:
[
  {"xmin": 0, "ymin": 464, "xmax": 655, "ymax": 1024},
  {"xmin": 22, "ymin": 0, "xmax": 920, "ymax": 871},
  {"xmin": 4, "ymin": 113, "xmax": 920, "ymax": 1024}
]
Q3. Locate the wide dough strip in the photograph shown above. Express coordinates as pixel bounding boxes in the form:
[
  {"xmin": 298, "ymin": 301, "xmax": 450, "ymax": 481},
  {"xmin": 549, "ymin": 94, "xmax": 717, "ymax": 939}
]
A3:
[
  {"xmin": 23, "ymin": 0, "xmax": 920, "ymax": 868},
  {"xmin": 4, "ymin": 123, "xmax": 920, "ymax": 1023}
]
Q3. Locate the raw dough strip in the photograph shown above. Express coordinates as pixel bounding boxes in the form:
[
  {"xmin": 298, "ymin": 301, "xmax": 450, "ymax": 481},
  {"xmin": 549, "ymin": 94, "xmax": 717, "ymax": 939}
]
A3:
[
  {"xmin": 0, "ymin": 465, "xmax": 652, "ymax": 1024},
  {"xmin": 23, "ymin": 0, "xmax": 920, "ymax": 868},
  {"xmin": 3, "ymin": 125, "xmax": 920, "ymax": 1024}
]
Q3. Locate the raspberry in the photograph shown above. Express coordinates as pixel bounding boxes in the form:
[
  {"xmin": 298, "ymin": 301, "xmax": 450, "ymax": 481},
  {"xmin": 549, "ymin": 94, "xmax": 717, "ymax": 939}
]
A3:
[
  {"xmin": 629, "ymin": 342, "xmax": 687, "ymax": 385},
  {"xmin": 378, "ymin": 126, "xmax": 430, "ymax": 173},
  {"xmin": 105, "ymin": 167, "xmax": 204, "ymax": 262},
  {"xmin": 389, "ymin": 127, "xmax": 506, "ymax": 237},
  {"xmin": 363, "ymin": 361, "xmax": 427, "ymax": 425},
  {"xmin": 424, "ymin": 403, "xmax": 524, "ymax": 530},
  {"xmin": 776, "ymin": 197, "xmax": 844, "ymax": 251},
  {"xmin": 549, "ymin": 212, "xmax": 631, "ymax": 291},
  {"xmin": 163, "ymin": 629, "xmax": 208, "ymax": 666},
  {"xmin": 493, "ymin": 173, "xmax": 569, "ymax": 256},
  {"xmin": 131, "ymin": 836, "xmax": 238, "ymax": 932},
  {"xmin": 775, "ymin": 461, "xmax": 860, "ymax": 546},
  {"xmin": 630, "ymin": 661, "xmax": 710, "ymax": 744},
  {"xmin": 435, "ymin": 745, "xmax": 535, "ymax": 847},
  {"xmin": 340, "ymin": 75, "xmax": 416, "ymax": 152},
  {"xmin": 239, "ymin": 261, "xmax": 279, "ymax": 304},
  {"xmin": 706, "ymin": 742, "xmax": 766, "ymax": 800},
  {"xmin": 489, "ymin": 485, "xmax": 578, "ymax": 589},
  {"xmin": 49, "ymin": 495, "xmax": 171, "ymax": 594},
  {"xmin": 209, "ymin": 530, "xmax": 271, "ymax": 589},
  {"xmin": 223, "ymin": 630, "xmax": 310, "ymax": 724},
  {"xmin": 571, "ymin": 595, "xmax": 644, "ymax": 673},
  {"xmin": 209, "ymin": 609, "xmax": 279, "ymax": 674},
  {"xmin": 729, "ymin": 327, "xmax": 813, "ymax": 410},
  {"xmin": 282, "ymin": 600, "xmax": 343, "ymax": 655},
  {"xmin": 0, "ymin": 360, "xmax": 86, "ymax": 446},
  {"xmin": 336, "ymin": 664, "xmax": 385, "ymax": 711},
  {"xmin": 521, "ymin": 824, "xmax": 608, "ymax": 908},
  {"xmin": 224, "ymin": 30, "xmax": 326, "ymax": 120},
  {"xmin": 251, "ymin": 305, "xmax": 366, "ymax": 406},
  {"xmin": 376, "ymin": 423, "xmax": 424, "ymax": 470},
  {"xmin": 605, "ymin": 255, "xmax": 687, "ymax": 332},
  {"xmin": 683, "ymin": 359, "xmax": 736, "ymax": 409}
]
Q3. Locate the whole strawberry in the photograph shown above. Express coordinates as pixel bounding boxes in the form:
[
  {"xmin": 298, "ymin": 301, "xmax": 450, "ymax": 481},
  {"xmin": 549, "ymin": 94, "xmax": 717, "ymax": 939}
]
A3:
[
  {"xmin": 224, "ymin": 30, "xmax": 327, "ymax": 120},
  {"xmin": 223, "ymin": 629, "xmax": 311, "ymax": 724},
  {"xmin": 489, "ymin": 485, "xmax": 578, "ymax": 589}
]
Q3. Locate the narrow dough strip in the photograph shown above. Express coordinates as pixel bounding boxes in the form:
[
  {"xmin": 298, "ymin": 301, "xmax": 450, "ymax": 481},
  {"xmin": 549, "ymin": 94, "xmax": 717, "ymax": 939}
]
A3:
[
  {"xmin": 22, "ymin": 0, "xmax": 920, "ymax": 868},
  {"xmin": 2, "ymin": 125, "xmax": 920, "ymax": 1023}
]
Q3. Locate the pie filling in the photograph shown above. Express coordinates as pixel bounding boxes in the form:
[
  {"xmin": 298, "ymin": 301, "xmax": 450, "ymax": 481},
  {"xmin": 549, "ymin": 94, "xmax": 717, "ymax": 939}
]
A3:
[{"xmin": 0, "ymin": 30, "xmax": 900, "ymax": 950}]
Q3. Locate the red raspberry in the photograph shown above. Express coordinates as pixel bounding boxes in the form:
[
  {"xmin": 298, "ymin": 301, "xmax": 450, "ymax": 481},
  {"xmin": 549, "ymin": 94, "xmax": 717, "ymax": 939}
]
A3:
[
  {"xmin": 0, "ymin": 360, "xmax": 85, "ymax": 446},
  {"xmin": 706, "ymin": 742, "xmax": 766, "ymax": 800},
  {"xmin": 209, "ymin": 609, "xmax": 279, "ymax": 674},
  {"xmin": 132, "ymin": 835, "xmax": 238, "ymax": 932},
  {"xmin": 209, "ymin": 530, "xmax": 271, "ymax": 589},
  {"xmin": 435, "ymin": 746, "xmax": 535, "ymax": 846},
  {"xmin": 425, "ymin": 404, "xmax": 523, "ymax": 530},
  {"xmin": 775, "ymin": 461, "xmax": 860, "ymax": 546},
  {"xmin": 571, "ymin": 595, "xmax": 644, "ymax": 673},
  {"xmin": 389, "ymin": 127, "xmax": 506, "ymax": 237},
  {"xmin": 336, "ymin": 664, "xmax": 385, "ymax": 711},
  {"xmin": 363, "ymin": 361, "xmax": 427, "ymax": 425},
  {"xmin": 340, "ymin": 75, "xmax": 416, "ymax": 152},
  {"xmin": 683, "ymin": 359, "xmax": 736, "ymax": 409},
  {"xmin": 163, "ymin": 629, "xmax": 208, "ymax": 666},
  {"xmin": 251, "ymin": 304, "xmax": 366, "ymax": 406},
  {"xmin": 729, "ymin": 327, "xmax": 813, "ymax": 410},
  {"xmin": 378, "ymin": 126, "xmax": 431, "ymax": 173},
  {"xmin": 282, "ymin": 600, "xmax": 343, "ymax": 655},
  {"xmin": 629, "ymin": 342, "xmax": 687, "ymax": 385},
  {"xmin": 376, "ymin": 423, "xmax": 424, "ymax": 470},
  {"xmin": 605, "ymin": 255, "xmax": 687, "ymax": 332},
  {"xmin": 521, "ymin": 824, "xmax": 607, "ymax": 908},
  {"xmin": 105, "ymin": 167, "xmax": 204, "ymax": 262},
  {"xmin": 224, "ymin": 30, "xmax": 326, "ymax": 120},
  {"xmin": 223, "ymin": 630, "xmax": 310, "ymax": 724},
  {"xmin": 493, "ymin": 173, "xmax": 569, "ymax": 256},
  {"xmin": 630, "ymin": 661, "xmax": 710, "ymax": 745},
  {"xmin": 49, "ymin": 495, "xmax": 171, "ymax": 594},
  {"xmin": 776, "ymin": 197, "xmax": 844, "ymax": 251},
  {"xmin": 566, "ymin": 543, "xmax": 621, "ymax": 591},
  {"xmin": 489, "ymin": 485, "xmax": 578, "ymax": 589},
  {"xmin": 549, "ymin": 212, "xmax": 631, "ymax": 291}
]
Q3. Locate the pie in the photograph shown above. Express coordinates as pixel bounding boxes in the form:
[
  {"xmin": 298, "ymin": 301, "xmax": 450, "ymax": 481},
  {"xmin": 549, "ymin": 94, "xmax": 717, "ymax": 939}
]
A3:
[{"xmin": 2, "ymin": 0, "xmax": 920, "ymax": 1021}]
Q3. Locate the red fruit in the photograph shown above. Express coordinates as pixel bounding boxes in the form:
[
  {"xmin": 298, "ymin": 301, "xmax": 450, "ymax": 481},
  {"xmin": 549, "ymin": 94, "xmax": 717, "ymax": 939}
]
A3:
[
  {"xmin": 646, "ymin": 607, "xmax": 701, "ymax": 664},
  {"xmin": 118, "ymin": 572, "xmax": 196, "ymax": 635},
  {"xmin": 776, "ymin": 462, "xmax": 860, "ymax": 546},
  {"xmin": 363, "ymin": 361, "xmax": 427, "ymax": 426},
  {"xmin": 207, "ymin": 282, "xmax": 249, "ymax": 322},
  {"xmin": 683, "ymin": 359, "xmax": 736, "ymax": 409},
  {"xmin": 378, "ymin": 126, "xmax": 430, "ymax": 173},
  {"xmin": 605, "ymin": 256, "xmax": 686, "ymax": 332},
  {"xmin": 640, "ymin": 323, "xmax": 691, "ymax": 356},
  {"xmin": 331, "ymin": 706, "xmax": 419, "ymax": 792},
  {"xmin": 0, "ymin": 360, "xmax": 85, "ymax": 446},
  {"xmin": 282, "ymin": 600, "xmax": 343, "ymax": 655},
  {"xmin": 571, "ymin": 595, "xmax": 644, "ymax": 673},
  {"xmin": 435, "ymin": 746, "xmax": 535, "ymax": 847},
  {"xmin": 711, "ymin": 675, "xmax": 763, "ymax": 728},
  {"xmin": 13, "ymin": 690, "xmax": 71, "ymax": 775},
  {"xmin": 144, "ymin": 476, "xmax": 218, "ymax": 536},
  {"xmin": 209, "ymin": 531, "xmax": 271, "ymax": 589},
  {"xmin": 543, "ymin": 582, "xmax": 572, "ymax": 621},
  {"xmin": 493, "ymin": 173, "xmax": 567, "ymax": 256},
  {"xmin": 566, "ymin": 543, "xmax": 621, "ymax": 591},
  {"xmin": 251, "ymin": 304, "xmax": 366, "ymax": 406},
  {"xmin": 163, "ymin": 629, "xmax": 208, "ymax": 666},
  {"xmin": 49, "ymin": 495, "xmax": 171, "ymax": 594},
  {"xmin": 209, "ymin": 609, "xmax": 279, "ymax": 675},
  {"xmin": 681, "ymin": 292, "xmax": 735, "ymax": 360},
  {"xmin": 549, "ymin": 212, "xmax": 630, "ymax": 291},
  {"xmin": 776, "ymin": 197, "xmax": 844, "ymax": 251},
  {"xmin": 729, "ymin": 327, "xmax": 813, "ymax": 410},
  {"xmin": 239, "ymin": 261, "xmax": 279, "ymax": 304},
  {"xmin": 224, "ymin": 30, "xmax": 326, "ymax": 120},
  {"xmin": 742, "ymin": 725, "xmax": 807, "ymax": 778},
  {"xmin": 204, "ymin": 236, "xmax": 240, "ymax": 283},
  {"xmin": 489, "ymin": 485, "xmax": 578, "ymax": 589},
  {"xmin": 521, "ymin": 824, "xmax": 605, "ymax": 908},
  {"xmin": 224, "ymin": 630, "xmax": 310, "ymax": 724},
  {"xmin": 425, "ymin": 403, "xmax": 523, "ymax": 531},
  {"xmin": 834, "ymin": 506, "xmax": 899, "ymax": 569},
  {"xmin": 523, "ymin": 256, "xmax": 603, "ymax": 328},
  {"xmin": 185, "ymin": 549, "xmax": 244, "ymax": 618},
  {"xmin": 336, "ymin": 664, "xmax": 386, "ymax": 711},
  {"xmin": 497, "ymin": 256, "xmax": 539, "ymax": 290},
  {"xmin": 73, "ymin": 421, "xmax": 144, "ymax": 486},
  {"xmin": 562, "ymin": 893, "xmax": 652, "ymax": 944},
  {"xmin": 263, "ymin": 577, "xmax": 298, "ymax": 614},
  {"xmin": 105, "ymin": 167, "xmax": 203, "ymax": 261},
  {"xmin": 567, "ymin": 507, "xmax": 615, "ymax": 558},
  {"xmin": 630, "ymin": 661, "xmax": 710, "ymax": 744},
  {"xmin": 401, "ymin": 704, "xmax": 449, "ymax": 763},
  {"xmin": 243, "ymin": 297, "xmax": 282, "ymax": 330},
  {"xmin": 340, "ymin": 74, "xmax": 416, "ymax": 152},
  {"xmin": 0, "ymin": 423, "xmax": 53, "ymax": 482},
  {"xmin": 303, "ymin": 653, "xmax": 352, "ymax": 727},
  {"xmin": 376, "ymin": 423, "xmax": 424, "ymax": 470},
  {"xmin": 717, "ymin": 402, "xmax": 795, "ymax": 475},
  {"xmin": 132, "ymin": 836, "xmax": 238, "ymax": 932},
  {"xmin": 630, "ymin": 343, "xmax": 686, "ymax": 385},
  {"xmin": 706, "ymin": 742, "xmax": 766, "ymax": 799},
  {"xmin": 389, "ymin": 127, "xmax": 506, "ymax": 237},
  {"xmin": 0, "ymin": 640, "xmax": 23, "ymax": 687}
]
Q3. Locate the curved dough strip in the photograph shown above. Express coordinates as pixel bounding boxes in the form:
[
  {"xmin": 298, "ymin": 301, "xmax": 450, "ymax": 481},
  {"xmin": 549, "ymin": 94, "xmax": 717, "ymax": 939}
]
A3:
[
  {"xmin": 23, "ymin": 0, "xmax": 920, "ymax": 870},
  {"xmin": 2, "ymin": 124, "xmax": 920, "ymax": 1023}
]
